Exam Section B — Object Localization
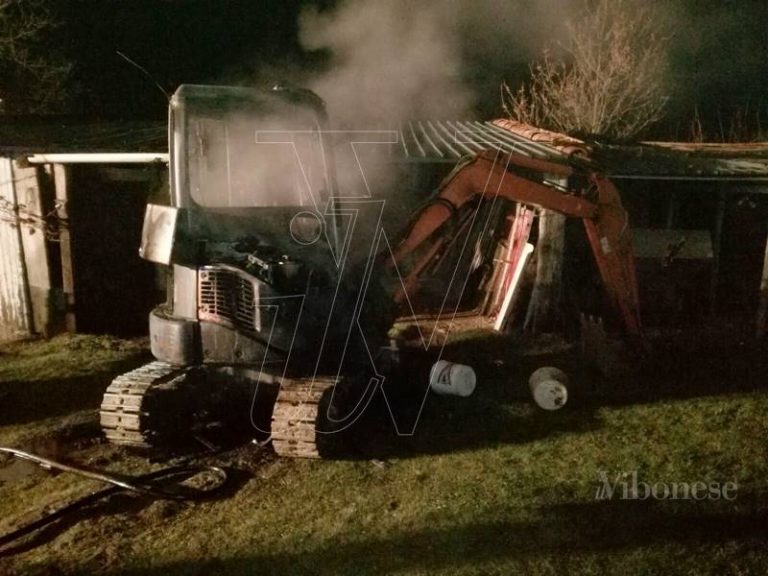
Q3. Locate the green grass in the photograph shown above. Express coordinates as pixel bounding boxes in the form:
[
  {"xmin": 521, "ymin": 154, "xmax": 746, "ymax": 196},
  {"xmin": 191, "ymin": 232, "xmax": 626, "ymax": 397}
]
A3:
[
  {"xmin": 0, "ymin": 333, "xmax": 767, "ymax": 575},
  {"xmin": 0, "ymin": 334, "xmax": 150, "ymax": 447}
]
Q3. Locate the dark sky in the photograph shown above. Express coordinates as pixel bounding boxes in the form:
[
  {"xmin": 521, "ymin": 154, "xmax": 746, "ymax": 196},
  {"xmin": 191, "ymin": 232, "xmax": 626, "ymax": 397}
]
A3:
[
  {"xmin": 22, "ymin": 0, "xmax": 768, "ymax": 138},
  {"xmin": 52, "ymin": 0, "xmax": 321, "ymax": 118}
]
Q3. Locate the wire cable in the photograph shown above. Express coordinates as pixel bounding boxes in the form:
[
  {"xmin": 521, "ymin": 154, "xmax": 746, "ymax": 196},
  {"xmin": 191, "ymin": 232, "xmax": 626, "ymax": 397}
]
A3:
[{"xmin": 0, "ymin": 446, "xmax": 227, "ymax": 552}]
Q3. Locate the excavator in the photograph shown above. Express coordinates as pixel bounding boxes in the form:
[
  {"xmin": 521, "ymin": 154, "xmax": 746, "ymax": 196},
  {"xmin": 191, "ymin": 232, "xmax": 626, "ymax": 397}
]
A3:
[{"xmin": 99, "ymin": 84, "xmax": 640, "ymax": 458}]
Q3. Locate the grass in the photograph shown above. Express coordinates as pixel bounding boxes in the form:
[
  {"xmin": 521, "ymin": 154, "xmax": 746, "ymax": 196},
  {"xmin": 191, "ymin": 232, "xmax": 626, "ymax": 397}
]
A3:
[
  {"xmin": 0, "ymin": 332, "xmax": 767, "ymax": 575},
  {"xmin": 0, "ymin": 335, "xmax": 150, "ymax": 446}
]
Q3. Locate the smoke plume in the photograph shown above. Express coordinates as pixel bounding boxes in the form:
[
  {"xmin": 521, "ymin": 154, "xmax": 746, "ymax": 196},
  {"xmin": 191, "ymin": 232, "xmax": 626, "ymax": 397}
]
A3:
[
  {"xmin": 297, "ymin": 0, "xmax": 579, "ymax": 127},
  {"xmin": 299, "ymin": 0, "xmax": 471, "ymax": 126},
  {"xmin": 296, "ymin": 0, "xmax": 768, "ymax": 141}
]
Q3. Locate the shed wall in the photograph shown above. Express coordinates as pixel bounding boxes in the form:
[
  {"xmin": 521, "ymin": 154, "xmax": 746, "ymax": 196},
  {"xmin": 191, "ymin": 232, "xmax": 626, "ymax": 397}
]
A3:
[{"xmin": 0, "ymin": 158, "xmax": 32, "ymax": 341}]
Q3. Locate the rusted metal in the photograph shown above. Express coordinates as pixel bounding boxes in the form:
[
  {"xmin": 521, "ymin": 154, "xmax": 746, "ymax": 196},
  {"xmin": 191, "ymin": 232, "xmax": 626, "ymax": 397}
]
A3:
[
  {"xmin": 491, "ymin": 118, "xmax": 593, "ymax": 158},
  {"xmin": 397, "ymin": 120, "xmax": 577, "ymax": 164}
]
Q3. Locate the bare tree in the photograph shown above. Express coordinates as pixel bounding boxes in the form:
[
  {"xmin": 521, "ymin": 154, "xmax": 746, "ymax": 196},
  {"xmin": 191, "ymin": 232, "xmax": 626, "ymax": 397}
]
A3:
[
  {"xmin": 0, "ymin": 0, "xmax": 70, "ymax": 113},
  {"xmin": 504, "ymin": 0, "xmax": 669, "ymax": 140},
  {"xmin": 0, "ymin": 0, "xmax": 47, "ymax": 56},
  {"xmin": 502, "ymin": 0, "xmax": 669, "ymax": 335}
]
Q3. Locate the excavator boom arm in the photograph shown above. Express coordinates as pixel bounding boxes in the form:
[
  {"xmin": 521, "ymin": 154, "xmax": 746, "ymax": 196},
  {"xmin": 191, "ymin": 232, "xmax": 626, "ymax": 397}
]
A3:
[{"xmin": 390, "ymin": 150, "xmax": 641, "ymax": 335}]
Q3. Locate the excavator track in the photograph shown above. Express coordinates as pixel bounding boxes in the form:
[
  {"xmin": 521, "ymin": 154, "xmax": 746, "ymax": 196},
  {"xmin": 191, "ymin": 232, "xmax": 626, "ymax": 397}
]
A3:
[
  {"xmin": 103, "ymin": 364, "xmax": 351, "ymax": 457},
  {"xmin": 100, "ymin": 361, "xmax": 190, "ymax": 448},
  {"xmin": 271, "ymin": 376, "xmax": 340, "ymax": 459}
]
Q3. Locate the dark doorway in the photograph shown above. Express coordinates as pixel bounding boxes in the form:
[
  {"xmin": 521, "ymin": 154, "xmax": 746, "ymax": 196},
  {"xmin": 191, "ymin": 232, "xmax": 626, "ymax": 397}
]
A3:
[{"xmin": 68, "ymin": 165, "xmax": 165, "ymax": 336}]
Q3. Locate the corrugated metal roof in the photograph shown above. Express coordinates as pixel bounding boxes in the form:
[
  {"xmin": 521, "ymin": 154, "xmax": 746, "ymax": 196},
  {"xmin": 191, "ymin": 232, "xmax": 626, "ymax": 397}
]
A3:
[
  {"xmin": 0, "ymin": 117, "xmax": 571, "ymax": 166},
  {"xmin": 397, "ymin": 120, "xmax": 569, "ymax": 164},
  {"xmin": 1, "ymin": 115, "xmax": 765, "ymax": 181},
  {"xmin": 641, "ymin": 141, "xmax": 768, "ymax": 157},
  {"xmin": 0, "ymin": 118, "xmax": 569, "ymax": 164},
  {"xmin": 597, "ymin": 143, "xmax": 768, "ymax": 180},
  {"xmin": 490, "ymin": 119, "xmax": 592, "ymax": 158},
  {"xmin": 484, "ymin": 120, "xmax": 768, "ymax": 180}
]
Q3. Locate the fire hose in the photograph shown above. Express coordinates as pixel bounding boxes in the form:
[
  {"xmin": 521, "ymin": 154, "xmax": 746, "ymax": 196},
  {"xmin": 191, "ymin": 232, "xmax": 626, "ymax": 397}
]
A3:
[{"xmin": 0, "ymin": 446, "xmax": 228, "ymax": 552}]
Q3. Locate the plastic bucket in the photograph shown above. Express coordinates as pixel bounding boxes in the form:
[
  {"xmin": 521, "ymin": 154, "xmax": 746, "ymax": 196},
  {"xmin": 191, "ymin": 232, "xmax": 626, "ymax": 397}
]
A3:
[
  {"xmin": 429, "ymin": 360, "xmax": 477, "ymax": 398},
  {"xmin": 528, "ymin": 367, "xmax": 568, "ymax": 410}
]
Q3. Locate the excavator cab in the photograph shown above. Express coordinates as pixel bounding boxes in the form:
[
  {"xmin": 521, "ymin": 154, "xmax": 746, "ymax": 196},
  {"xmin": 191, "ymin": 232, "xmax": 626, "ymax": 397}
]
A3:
[
  {"xmin": 140, "ymin": 84, "xmax": 343, "ymax": 368},
  {"xmin": 102, "ymin": 84, "xmax": 376, "ymax": 453}
]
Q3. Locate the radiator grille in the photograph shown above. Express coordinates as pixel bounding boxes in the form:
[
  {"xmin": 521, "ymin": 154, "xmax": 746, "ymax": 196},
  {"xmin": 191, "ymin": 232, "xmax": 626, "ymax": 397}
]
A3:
[{"xmin": 198, "ymin": 267, "xmax": 259, "ymax": 333}]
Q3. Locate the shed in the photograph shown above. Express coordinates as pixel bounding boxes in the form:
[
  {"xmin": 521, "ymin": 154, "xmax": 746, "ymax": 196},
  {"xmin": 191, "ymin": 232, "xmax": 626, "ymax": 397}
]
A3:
[
  {"xmin": 0, "ymin": 120, "xmax": 167, "ymax": 341},
  {"xmin": 596, "ymin": 140, "xmax": 768, "ymax": 333}
]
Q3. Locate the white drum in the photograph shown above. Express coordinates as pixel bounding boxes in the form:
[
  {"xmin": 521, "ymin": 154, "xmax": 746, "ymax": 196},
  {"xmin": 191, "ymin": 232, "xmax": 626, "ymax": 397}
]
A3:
[
  {"xmin": 528, "ymin": 367, "xmax": 568, "ymax": 410},
  {"xmin": 429, "ymin": 360, "xmax": 477, "ymax": 398}
]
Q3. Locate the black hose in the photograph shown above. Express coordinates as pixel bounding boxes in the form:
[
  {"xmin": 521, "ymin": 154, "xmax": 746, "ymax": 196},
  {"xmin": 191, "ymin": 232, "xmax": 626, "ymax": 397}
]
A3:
[{"xmin": 0, "ymin": 446, "xmax": 227, "ymax": 551}]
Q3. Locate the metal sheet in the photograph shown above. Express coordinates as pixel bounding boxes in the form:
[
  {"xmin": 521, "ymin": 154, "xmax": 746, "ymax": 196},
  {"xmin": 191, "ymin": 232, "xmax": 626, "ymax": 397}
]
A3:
[
  {"xmin": 0, "ymin": 158, "xmax": 32, "ymax": 341},
  {"xmin": 397, "ymin": 119, "xmax": 570, "ymax": 164},
  {"xmin": 631, "ymin": 228, "xmax": 714, "ymax": 260},
  {"xmin": 139, "ymin": 204, "xmax": 179, "ymax": 265}
]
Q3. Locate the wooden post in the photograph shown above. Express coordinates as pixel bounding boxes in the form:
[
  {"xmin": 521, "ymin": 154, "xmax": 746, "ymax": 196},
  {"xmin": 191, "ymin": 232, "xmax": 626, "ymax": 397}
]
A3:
[
  {"xmin": 709, "ymin": 191, "xmax": 726, "ymax": 316},
  {"xmin": 524, "ymin": 174, "xmax": 569, "ymax": 335},
  {"xmin": 13, "ymin": 160, "xmax": 54, "ymax": 336},
  {"xmin": 524, "ymin": 209, "xmax": 566, "ymax": 334},
  {"xmin": 53, "ymin": 164, "xmax": 76, "ymax": 333},
  {"xmin": 0, "ymin": 158, "xmax": 34, "ymax": 340},
  {"xmin": 757, "ymin": 225, "xmax": 768, "ymax": 339}
]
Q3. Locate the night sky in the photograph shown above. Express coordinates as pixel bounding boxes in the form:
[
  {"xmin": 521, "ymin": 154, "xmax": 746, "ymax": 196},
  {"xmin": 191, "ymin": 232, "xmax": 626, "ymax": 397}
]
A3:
[{"xmin": 5, "ymin": 0, "xmax": 768, "ymax": 139}]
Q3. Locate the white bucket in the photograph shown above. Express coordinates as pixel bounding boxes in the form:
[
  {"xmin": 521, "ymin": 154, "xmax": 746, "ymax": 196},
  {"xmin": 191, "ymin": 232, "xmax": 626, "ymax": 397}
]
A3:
[
  {"xmin": 429, "ymin": 360, "xmax": 477, "ymax": 398},
  {"xmin": 528, "ymin": 367, "xmax": 568, "ymax": 410}
]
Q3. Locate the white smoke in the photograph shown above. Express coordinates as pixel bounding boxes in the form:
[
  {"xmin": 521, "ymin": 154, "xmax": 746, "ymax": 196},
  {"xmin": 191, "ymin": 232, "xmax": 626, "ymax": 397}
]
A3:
[
  {"xmin": 298, "ymin": 0, "xmax": 578, "ymax": 126},
  {"xmin": 299, "ymin": 0, "xmax": 473, "ymax": 126}
]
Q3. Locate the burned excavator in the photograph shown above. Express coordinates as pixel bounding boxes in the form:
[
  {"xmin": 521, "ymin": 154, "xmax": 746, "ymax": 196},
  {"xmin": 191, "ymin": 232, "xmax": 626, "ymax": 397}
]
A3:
[{"xmin": 99, "ymin": 84, "xmax": 641, "ymax": 458}]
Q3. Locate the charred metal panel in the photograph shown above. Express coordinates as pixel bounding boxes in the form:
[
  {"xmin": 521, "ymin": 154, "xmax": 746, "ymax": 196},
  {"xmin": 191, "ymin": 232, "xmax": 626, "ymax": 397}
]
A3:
[
  {"xmin": 139, "ymin": 203, "xmax": 178, "ymax": 265},
  {"xmin": 197, "ymin": 264, "xmax": 306, "ymax": 354},
  {"xmin": 149, "ymin": 306, "xmax": 197, "ymax": 365},
  {"xmin": 199, "ymin": 320, "xmax": 282, "ymax": 366},
  {"xmin": 198, "ymin": 267, "xmax": 261, "ymax": 333},
  {"xmin": 0, "ymin": 158, "xmax": 32, "ymax": 341},
  {"xmin": 173, "ymin": 264, "xmax": 198, "ymax": 319}
]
